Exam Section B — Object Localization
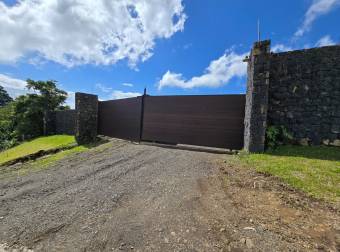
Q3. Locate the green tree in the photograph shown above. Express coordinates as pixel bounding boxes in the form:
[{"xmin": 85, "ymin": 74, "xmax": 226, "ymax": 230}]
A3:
[
  {"xmin": 14, "ymin": 80, "xmax": 68, "ymax": 139},
  {"xmin": 14, "ymin": 94, "xmax": 45, "ymax": 139},
  {"xmin": 0, "ymin": 85, "xmax": 13, "ymax": 107},
  {"xmin": 26, "ymin": 79, "xmax": 67, "ymax": 113},
  {"xmin": 0, "ymin": 102, "xmax": 17, "ymax": 150}
]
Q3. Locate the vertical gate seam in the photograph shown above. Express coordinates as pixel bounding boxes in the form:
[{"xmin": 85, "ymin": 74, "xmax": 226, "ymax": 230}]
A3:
[{"xmin": 139, "ymin": 88, "xmax": 147, "ymax": 142}]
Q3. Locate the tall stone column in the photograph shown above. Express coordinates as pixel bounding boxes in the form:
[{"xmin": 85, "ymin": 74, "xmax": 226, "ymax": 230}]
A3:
[
  {"xmin": 243, "ymin": 40, "xmax": 271, "ymax": 152},
  {"xmin": 75, "ymin": 92, "xmax": 98, "ymax": 145}
]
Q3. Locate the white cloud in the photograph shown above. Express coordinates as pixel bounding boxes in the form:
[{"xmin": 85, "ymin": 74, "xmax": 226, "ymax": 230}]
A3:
[
  {"xmin": 122, "ymin": 83, "xmax": 134, "ymax": 87},
  {"xmin": 295, "ymin": 0, "xmax": 340, "ymax": 37},
  {"xmin": 95, "ymin": 83, "xmax": 113, "ymax": 93},
  {"xmin": 272, "ymin": 44, "xmax": 294, "ymax": 53},
  {"xmin": 65, "ymin": 91, "xmax": 75, "ymax": 109},
  {"xmin": 111, "ymin": 90, "xmax": 141, "ymax": 100},
  {"xmin": 0, "ymin": 73, "xmax": 30, "ymax": 98},
  {"xmin": 315, "ymin": 35, "xmax": 336, "ymax": 46},
  {"xmin": 0, "ymin": 0, "xmax": 186, "ymax": 68},
  {"xmin": 0, "ymin": 73, "xmax": 27, "ymax": 90},
  {"xmin": 158, "ymin": 51, "xmax": 247, "ymax": 89}
]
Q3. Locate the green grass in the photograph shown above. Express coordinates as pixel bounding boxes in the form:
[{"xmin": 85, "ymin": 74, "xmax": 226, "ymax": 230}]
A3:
[
  {"xmin": 0, "ymin": 141, "xmax": 114, "ymax": 179},
  {"xmin": 0, "ymin": 145, "xmax": 88, "ymax": 179},
  {"xmin": 0, "ymin": 135, "xmax": 76, "ymax": 165},
  {"xmin": 239, "ymin": 145, "xmax": 340, "ymax": 203}
]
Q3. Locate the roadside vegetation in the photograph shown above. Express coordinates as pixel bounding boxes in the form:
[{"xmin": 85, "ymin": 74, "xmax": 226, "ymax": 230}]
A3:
[
  {"xmin": 239, "ymin": 145, "xmax": 340, "ymax": 203},
  {"xmin": 0, "ymin": 135, "xmax": 76, "ymax": 165},
  {"xmin": 0, "ymin": 135, "xmax": 113, "ymax": 179},
  {"xmin": 0, "ymin": 80, "xmax": 70, "ymax": 151},
  {"xmin": 0, "ymin": 145, "xmax": 88, "ymax": 179}
]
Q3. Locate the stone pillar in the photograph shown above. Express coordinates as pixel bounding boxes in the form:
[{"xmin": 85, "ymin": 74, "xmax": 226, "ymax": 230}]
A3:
[
  {"xmin": 75, "ymin": 92, "xmax": 98, "ymax": 145},
  {"xmin": 243, "ymin": 40, "xmax": 271, "ymax": 152}
]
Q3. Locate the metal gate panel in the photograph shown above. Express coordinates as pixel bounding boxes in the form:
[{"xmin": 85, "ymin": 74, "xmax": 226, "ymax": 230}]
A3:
[
  {"xmin": 98, "ymin": 97, "xmax": 142, "ymax": 141},
  {"xmin": 142, "ymin": 95, "xmax": 245, "ymax": 149}
]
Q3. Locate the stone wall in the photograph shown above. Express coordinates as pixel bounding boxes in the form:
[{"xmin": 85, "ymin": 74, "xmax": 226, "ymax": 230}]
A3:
[
  {"xmin": 245, "ymin": 41, "xmax": 340, "ymax": 152},
  {"xmin": 243, "ymin": 40, "xmax": 271, "ymax": 152},
  {"xmin": 268, "ymin": 45, "xmax": 340, "ymax": 146},
  {"xmin": 45, "ymin": 110, "xmax": 76, "ymax": 136},
  {"xmin": 55, "ymin": 110, "xmax": 76, "ymax": 135},
  {"xmin": 75, "ymin": 92, "xmax": 98, "ymax": 145},
  {"xmin": 44, "ymin": 111, "xmax": 56, "ymax": 135}
]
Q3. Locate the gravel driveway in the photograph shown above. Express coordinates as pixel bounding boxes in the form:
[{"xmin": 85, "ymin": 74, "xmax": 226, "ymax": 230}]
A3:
[
  {"xmin": 0, "ymin": 139, "xmax": 338, "ymax": 251},
  {"xmin": 0, "ymin": 139, "xmax": 226, "ymax": 251}
]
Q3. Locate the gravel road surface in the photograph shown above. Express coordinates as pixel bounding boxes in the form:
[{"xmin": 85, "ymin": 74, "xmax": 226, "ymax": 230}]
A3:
[{"xmin": 0, "ymin": 139, "xmax": 339, "ymax": 251}]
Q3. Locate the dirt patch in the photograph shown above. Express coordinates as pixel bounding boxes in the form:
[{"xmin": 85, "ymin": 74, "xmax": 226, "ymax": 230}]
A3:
[
  {"xmin": 218, "ymin": 159, "xmax": 340, "ymax": 251},
  {"xmin": 0, "ymin": 140, "xmax": 339, "ymax": 251}
]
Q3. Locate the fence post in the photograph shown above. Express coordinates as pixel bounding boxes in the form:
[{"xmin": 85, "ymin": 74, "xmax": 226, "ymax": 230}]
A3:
[
  {"xmin": 243, "ymin": 40, "xmax": 271, "ymax": 152},
  {"xmin": 139, "ymin": 88, "xmax": 147, "ymax": 142},
  {"xmin": 75, "ymin": 92, "xmax": 98, "ymax": 145}
]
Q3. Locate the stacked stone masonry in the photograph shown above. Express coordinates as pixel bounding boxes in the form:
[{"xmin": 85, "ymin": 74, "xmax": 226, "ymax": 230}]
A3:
[
  {"xmin": 55, "ymin": 110, "xmax": 76, "ymax": 135},
  {"xmin": 75, "ymin": 93, "xmax": 98, "ymax": 145},
  {"xmin": 245, "ymin": 41, "xmax": 340, "ymax": 152},
  {"xmin": 244, "ymin": 40, "xmax": 271, "ymax": 152},
  {"xmin": 45, "ymin": 110, "xmax": 76, "ymax": 136},
  {"xmin": 268, "ymin": 45, "xmax": 340, "ymax": 147}
]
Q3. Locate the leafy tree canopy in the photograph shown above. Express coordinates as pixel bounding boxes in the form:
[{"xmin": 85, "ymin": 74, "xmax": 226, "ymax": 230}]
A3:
[
  {"xmin": 0, "ymin": 85, "xmax": 13, "ymax": 107},
  {"xmin": 15, "ymin": 80, "xmax": 68, "ymax": 139},
  {"xmin": 26, "ymin": 79, "xmax": 67, "ymax": 111}
]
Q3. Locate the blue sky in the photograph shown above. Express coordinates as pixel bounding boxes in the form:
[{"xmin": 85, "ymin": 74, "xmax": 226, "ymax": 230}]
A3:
[{"xmin": 0, "ymin": 0, "xmax": 339, "ymax": 107}]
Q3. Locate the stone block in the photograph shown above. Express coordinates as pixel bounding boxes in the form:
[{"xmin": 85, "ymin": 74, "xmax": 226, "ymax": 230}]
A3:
[
  {"xmin": 75, "ymin": 93, "xmax": 98, "ymax": 145},
  {"xmin": 330, "ymin": 139, "xmax": 340, "ymax": 147},
  {"xmin": 299, "ymin": 138, "xmax": 310, "ymax": 146},
  {"xmin": 322, "ymin": 139, "xmax": 330, "ymax": 145},
  {"xmin": 331, "ymin": 125, "xmax": 340, "ymax": 134}
]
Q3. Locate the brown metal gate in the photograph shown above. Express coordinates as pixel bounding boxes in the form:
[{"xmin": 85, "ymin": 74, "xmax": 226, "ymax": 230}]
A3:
[
  {"xmin": 98, "ymin": 94, "xmax": 245, "ymax": 150},
  {"xmin": 142, "ymin": 95, "xmax": 245, "ymax": 149},
  {"xmin": 98, "ymin": 97, "xmax": 142, "ymax": 141}
]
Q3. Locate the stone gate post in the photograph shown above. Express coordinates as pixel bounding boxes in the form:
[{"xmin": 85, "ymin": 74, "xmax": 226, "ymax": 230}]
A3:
[
  {"xmin": 75, "ymin": 92, "xmax": 98, "ymax": 145},
  {"xmin": 243, "ymin": 40, "xmax": 271, "ymax": 152}
]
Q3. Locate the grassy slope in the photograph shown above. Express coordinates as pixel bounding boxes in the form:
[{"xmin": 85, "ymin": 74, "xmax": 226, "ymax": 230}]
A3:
[
  {"xmin": 0, "ymin": 135, "xmax": 75, "ymax": 165},
  {"xmin": 8, "ymin": 146, "xmax": 88, "ymax": 178},
  {"xmin": 0, "ymin": 141, "xmax": 113, "ymax": 179},
  {"xmin": 239, "ymin": 146, "xmax": 340, "ymax": 203}
]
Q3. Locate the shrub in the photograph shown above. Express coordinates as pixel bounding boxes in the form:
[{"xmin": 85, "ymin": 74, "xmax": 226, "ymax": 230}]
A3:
[{"xmin": 266, "ymin": 125, "xmax": 293, "ymax": 149}]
